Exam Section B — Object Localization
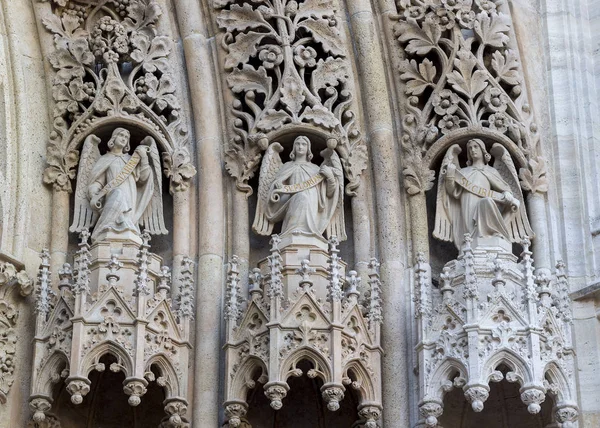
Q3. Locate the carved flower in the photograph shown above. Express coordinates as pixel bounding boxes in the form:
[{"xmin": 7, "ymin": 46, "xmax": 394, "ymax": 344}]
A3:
[
  {"xmin": 434, "ymin": 8, "xmax": 456, "ymax": 30},
  {"xmin": 483, "ymin": 87, "xmax": 509, "ymax": 112},
  {"xmin": 441, "ymin": 0, "xmax": 473, "ymax": 11},
  {"xmin": 457, "ymin": 9, "xmax": 477, "ymax": 28},
  {"xmin": 293, "ymin": 45, "xmax": 318, "ymax": 68},
  {"xmin": 404, "ymin": 6, "xmax": 425, "ymax": 21},
  {"xmin": 476, "ymin": 0, "xmax": 498, "ymax": 13},
  {"xmin": 433, "ymin": 89, "xmax": 459, "ymax": 115},
  {"xmin": 488, "ymin": 112, "xmax": 510, "ymax": 133},
  {"xmin": 258, "ymin": 45, "xmax": 283, "ymax": 69},
  {"xmin": 438, "ymin": 114, "xmax": 460, "ymax": 133}
]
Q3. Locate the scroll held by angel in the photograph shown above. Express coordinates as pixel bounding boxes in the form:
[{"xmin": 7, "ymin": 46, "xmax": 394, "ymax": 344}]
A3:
[
  {"xmin": 253, "ymin": 136, "xmax": 346, "ymax": 241},
  {"xmin": 70, "ymin": 127, "xmax": 167, "ymax": 243},
  {"xmin": 434, "ymin": 139, "xmax": 533, "ymax": 250}
]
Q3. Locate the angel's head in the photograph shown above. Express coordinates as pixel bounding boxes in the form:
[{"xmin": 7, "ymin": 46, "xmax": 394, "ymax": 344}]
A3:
[
  {"xmin": 107, "ymin": 128, "xmax": 131, "ymax": 153},
  {"xmin": 466, "ymin": 139, "xmax": 491, "ymax": 166},
  {"xmin": 290, "ymin": 136, "xmax": 313, "ymax": 162}
]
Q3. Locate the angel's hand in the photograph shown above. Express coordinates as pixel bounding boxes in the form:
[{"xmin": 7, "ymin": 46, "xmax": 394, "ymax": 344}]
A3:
[
  {"xmin": 446, "ymin": 163, "xmax": 456, "ymax": 178},
  {"xmin": 135, "ymin": 145, "xmax": 149, "ymax": 160},
  {"xmin": 90, "ymin": 193, "xmax": 103, "ymax": 210},
  {"xmin": 320, "ymin": 165, "xmax": 334, "ymax": 179},
  {"xmin": 273, "ymin": 181, "xmax": 283, "ymax": 190}
]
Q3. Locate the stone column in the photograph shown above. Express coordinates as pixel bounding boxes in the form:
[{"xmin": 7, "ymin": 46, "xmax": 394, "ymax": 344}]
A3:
[
  {"xmin": 176, "ymin": 2, "xmax": 226, "ymax": 426},
  {"xmin": 346, "ymin": 0, "xmax": 409, "ymax": 426},
  {"xmin": 172, "ymin": 189, "xmax": 191, "ymax": 300}
]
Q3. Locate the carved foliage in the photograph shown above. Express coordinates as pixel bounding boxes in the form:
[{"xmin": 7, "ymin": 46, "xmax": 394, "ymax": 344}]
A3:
[
  {"xmin": 216, "ymin": 0, "xmax": 366, "ymax": 194},
  {"xmin": 41, "ymin": 0, "xmax": 195, "ymax": 193},
  {"xmin": 395, "ymin": 0, "xmax": 547, "ymax": 194}
]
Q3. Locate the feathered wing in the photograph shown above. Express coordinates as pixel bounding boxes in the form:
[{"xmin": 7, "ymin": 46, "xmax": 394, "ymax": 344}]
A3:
[
  {"xmin": 323, "ymin": 149, "xmax": 346, "ymax": 241},
  {"xmin": 252, "ymin": 142, "xmax": 283, "ymax": 236},
  {"xmin": 140, "ymin": 139, "xmax": 168, "ymax": 235},
  {"xmin": 433, "ymin": 144, "xmax": 462, "ymax": 242},
  {"xmin": 70, "ymin": 134, "xmax": 101, "ymax": 232},
  {"xmin": 490, "ymin": 144, "xmax": 534, "ymax": 242}
]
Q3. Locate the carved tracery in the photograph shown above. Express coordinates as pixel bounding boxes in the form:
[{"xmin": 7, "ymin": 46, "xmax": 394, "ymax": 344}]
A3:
[
  {"xmin": 394, "ymin": 0, "xmax": 547, "ymax": 195},
  {"xmin": 40, "ymin": 0, "xmax": 196, "ymax": 194},
  {"xmin": 216, "ymin": 0, "xmax": 366, "ymax": 195}
]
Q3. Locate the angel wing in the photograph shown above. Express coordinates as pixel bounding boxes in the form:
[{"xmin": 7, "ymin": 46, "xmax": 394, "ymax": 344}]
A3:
[
  {"xmin": 322, "ymin": 148, "xmax": 347, "ymax": 241},
  {"xmin": 70, "ymin": 134, "xmax": 101, "ymax": 232},
  {"xmin": 139, "ymin": 138, "xmax": 168, "ymax": 235},
  {"xmin": 433, "ymin": 144, "xmax": 462, "ymax": 242},
  {"xmin": 252, "ymin": 142, "xmax": 283, "ymax": 236},
  {"xmin": 490, "ymin": 144, "xmax": 534, "ymax": 242}
]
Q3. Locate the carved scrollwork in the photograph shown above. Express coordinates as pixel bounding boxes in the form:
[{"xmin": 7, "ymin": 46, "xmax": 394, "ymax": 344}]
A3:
[
  {"xmin": 394, "ymin": 0, "xmax": 547, "ymax": 194},
  {"xmin": 40, "ymin": 0, "xmax": 195, "ymax": 193},
  {"xmin": 216, "ymin": 0, "xmax": 366, "ymax": 195}
]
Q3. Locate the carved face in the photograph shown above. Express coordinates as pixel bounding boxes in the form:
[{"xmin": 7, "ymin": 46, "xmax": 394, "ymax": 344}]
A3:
[
  {"xmin": 291, "ymin": 136, "xmax": 312, "ymax": 162},
  {"xmin": 108, "ymin": 128, "xmax": 131, "ymax": 152},
  {"xmin": 467, "ymin": 140, "xmax": 483, "ymax": 162}
]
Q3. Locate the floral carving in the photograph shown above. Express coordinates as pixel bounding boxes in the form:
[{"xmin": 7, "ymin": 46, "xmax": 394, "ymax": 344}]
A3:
[
  {"xmin": 41, "ymin": 0, "xmax": 195, "ymax": 193},
  {"xmin": 395, "ymin": 0, "xmax": 547, "ymax": 194},
  {"xmin": 216, "ymin": 0, "xmax": 366, "ymax": 195}
]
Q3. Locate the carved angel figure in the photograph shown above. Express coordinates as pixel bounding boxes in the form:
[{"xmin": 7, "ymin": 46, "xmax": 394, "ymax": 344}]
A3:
[
  {"xmin": 253, "ymin": 136, "xmax": 346, "ymax": 240},
  {"xmin": 434, "ymin": 139, "xmax": 533, "ymax": 249},
  {"xmin": 70, "ymin": 127, "xmax": 167, "ymax": 242}
]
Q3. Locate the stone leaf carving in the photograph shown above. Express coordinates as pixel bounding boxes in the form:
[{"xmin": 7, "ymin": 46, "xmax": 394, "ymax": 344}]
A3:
[
  {"xmin": 41, "ymin": 0, "xmax": 195, "ymax": 193},
  {"xmin": 394, "ymin": 0, "xmax": 547, "ymax": 194},
  {"xmin": 0, "ymin": 257, "xmax": 33, "ymax": 403},
  {"xmin": 216, "ymin": 0, "xmax": 365, "ymax": 195}
]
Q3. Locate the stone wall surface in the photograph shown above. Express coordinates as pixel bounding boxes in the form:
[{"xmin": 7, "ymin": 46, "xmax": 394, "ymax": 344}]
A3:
[{"xmin": 0, "ymin": 0, "xmax": 597, "ymax": 427}]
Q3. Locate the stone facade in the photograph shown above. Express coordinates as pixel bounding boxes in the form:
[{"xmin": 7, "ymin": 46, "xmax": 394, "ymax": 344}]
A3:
[{"xmin": 0, "ymin": 0, "xmax": 599, "ymax": 427}]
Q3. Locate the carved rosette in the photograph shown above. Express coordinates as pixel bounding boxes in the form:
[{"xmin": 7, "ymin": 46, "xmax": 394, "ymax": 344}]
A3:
[
  {"xmin": 394, "ymin": 0, "xmax": 547, "ymax": 195},
  {"xmin": 40, "ymin": 0, "xmax": 196, "ymax": 194},
  {"xmin": 414, "ymin": 245, "xmax": 577, "ymax": 425},
  {"xmin": 29, "ymin": 235, "xmax": 193, "ymax": 424},
  {"xmin": 224, "ymin": 236, "xmax": 383, "ymax": 426},
  {"xmin": 216, "ymin": 0, "xmax": 366, "ymax": 195}
]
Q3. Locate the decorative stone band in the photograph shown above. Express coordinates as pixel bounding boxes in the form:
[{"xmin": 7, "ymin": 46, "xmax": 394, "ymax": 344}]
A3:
[
  {"xmin": 93, "ymin": 149, "xmax": 144, "ymax": 209},
  {"xmin": 453, "ymin": 169, "xmax": 518, "ymax": 212},
  {"xmin": 271, "ymin": 173, "xmax": 324, "ymax": 202}
]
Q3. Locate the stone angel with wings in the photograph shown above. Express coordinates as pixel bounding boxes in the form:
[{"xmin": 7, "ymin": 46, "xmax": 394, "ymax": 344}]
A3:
[
  {"xmin": 70, "ymin": 127, "xmax": 167, "ymax": 243},
  {"xmin": 433, "ymin": 139, "xmax": 533, "ymax": 249},
  {"xmin": 252, "ymin": 136, "xmax": 346, "ymax": 241}
]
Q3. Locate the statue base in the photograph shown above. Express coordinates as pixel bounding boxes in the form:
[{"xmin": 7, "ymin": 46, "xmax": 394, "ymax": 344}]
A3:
[
  {"xmin": 259, "ymin": 233, "xmax": 345, "ymax": 301},
  {"xmin": 89, "ymin": 231, "xmax": 162, "ymax": 295}
]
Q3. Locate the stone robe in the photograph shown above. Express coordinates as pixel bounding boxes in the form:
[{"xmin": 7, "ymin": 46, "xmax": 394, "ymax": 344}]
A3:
[
  {"xmin": 445, "ymin": 165, "xmax": 512, "ymax": 247},
  {"xmin": 266, "ymin": 160, "xmax": 340, "ymax": 238},
  {"xmin": 88, "ymin": 152, "xmax": 153, "ymax": 241}
]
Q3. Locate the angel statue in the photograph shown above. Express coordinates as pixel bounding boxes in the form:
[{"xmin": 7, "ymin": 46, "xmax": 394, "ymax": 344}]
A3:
[
  {"xmin": 253, "ymin": 135, "xmax": 346, "ymax": 241},
  {"xmin": 433, "ymin": 138, "xmax": 533, "ymax": 249},
  {"xmin": 70, "ymin": 127, "xmax": 167, "ymax": 242}
]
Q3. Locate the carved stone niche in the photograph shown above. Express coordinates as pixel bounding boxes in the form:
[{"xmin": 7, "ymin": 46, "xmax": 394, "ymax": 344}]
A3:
[
  {"xmin": 29, "ymin": 231, "xmax": 194, "ymax": 427},
  {"xmin": 223, "ymin": 235, "xmax": 383, "ymax": 427},
  {"xmin": 0, "ymin": 252, "xmax": 33, "ymax": 404},
  {"xmin": 413, "ymin": 237, "xmax": 578, "ymax": 427}
]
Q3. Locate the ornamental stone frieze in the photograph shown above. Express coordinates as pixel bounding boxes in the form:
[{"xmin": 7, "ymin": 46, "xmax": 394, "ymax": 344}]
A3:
[
  {"xmin": 414, "ymin": 236, "xmax": 578, "ymax": 427},
  {"xmin": 223, "ymin": 235, "xmax": 383, "ymax": 427},
  {"xmin": 29, "ymin": 232, "xmax": 194, "ymax": 426},
  {"xmin": 0, "ymin": 253, "xmax": 33, "ymax": 404}
]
